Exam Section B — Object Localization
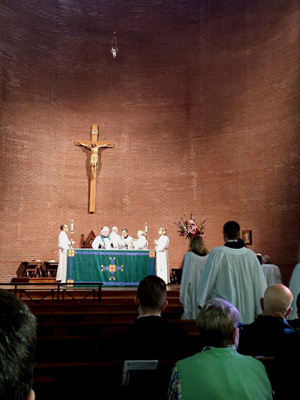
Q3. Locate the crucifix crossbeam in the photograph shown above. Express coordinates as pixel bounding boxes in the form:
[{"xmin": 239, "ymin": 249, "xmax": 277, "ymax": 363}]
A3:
[{"xmin": 75, "ymin": 125, "xmax": 114, "ymax": 213}]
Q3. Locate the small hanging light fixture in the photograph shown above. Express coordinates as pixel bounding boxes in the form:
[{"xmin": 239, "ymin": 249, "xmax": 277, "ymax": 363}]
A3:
[{"xmin": 110, "ymin": 31, "xmax": 119, "ymax": 58}]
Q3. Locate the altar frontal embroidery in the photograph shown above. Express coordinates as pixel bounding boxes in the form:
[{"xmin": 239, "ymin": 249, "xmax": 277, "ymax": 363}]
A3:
[
  {"xmin": 101, "ymin": 257, "xmax": 124, "ymax": 280},
  {"xmin": 68, "ymin": 249, "xmax": 75, "ymax": 257}
]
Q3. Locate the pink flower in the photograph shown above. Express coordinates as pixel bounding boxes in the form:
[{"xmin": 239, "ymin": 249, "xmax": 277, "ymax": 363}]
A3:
[{"xmin": 173, "ymin": 213, "xmax": 206, "ymax": 238}]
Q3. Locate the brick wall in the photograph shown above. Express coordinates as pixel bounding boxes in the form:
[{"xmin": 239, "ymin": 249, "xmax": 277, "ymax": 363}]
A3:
[{"xmin": 0, "ymin": 0, "xmax": 300, "ymax": 283}]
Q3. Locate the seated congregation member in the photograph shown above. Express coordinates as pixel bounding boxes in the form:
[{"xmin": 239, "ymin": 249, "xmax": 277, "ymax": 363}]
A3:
[
  {"xmin": 180, "ymin": 235, "xmax": 209, "ymax": 319},
  {"xmin": 168, "ymin": 298, "xmax": 272, "ymax": 400},
  {"xmin": 115, "ymin": 275, "xmax": 194, "ymax": 361},
  {"xmin": 287, "ymin": 253, "xmax": 300, "ymax": 322},
  {"xmin": 238, "ymin": 284, "xmax": 299, "ymax": 355},
  {"xmin": 0, "ymin": 289, "xmax": 37, "ymax": 400},
  {"xmin": 261, "ymin": 254, "xmax": 282, "ymax": 286},
  {"xmin": 92, "ymin": 226, "xmax": 113, "ymax": 249},
  {"xmin": 238, "ymin": 284, "xmax": 300, "ymax": 399},
  {"xmin": 197, "ymin": 221, "xmax": 267, "ymax": 324},
  {"xmin": 134, "ymin": 230, "xmax": 148, "ymax": 250}
]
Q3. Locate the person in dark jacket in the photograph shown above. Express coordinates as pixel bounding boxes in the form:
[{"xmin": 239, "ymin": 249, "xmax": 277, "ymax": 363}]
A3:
[{"xmin": 238, "ymin": 284, "xmax": 300, "ymax": 399}]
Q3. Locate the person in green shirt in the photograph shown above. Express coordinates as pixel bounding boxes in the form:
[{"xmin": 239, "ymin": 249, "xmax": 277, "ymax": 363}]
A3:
[{"xmin": 168, "ymin": 298, "xmax": 273, "ymax": 400}]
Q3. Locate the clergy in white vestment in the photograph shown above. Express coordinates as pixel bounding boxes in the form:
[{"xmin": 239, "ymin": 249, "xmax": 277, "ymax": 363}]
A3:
[
  {"xmin": 287, "ymin": 259, "xmax": 300, "ymax": 321},
  {"xmin": 56, "ymin": 224, "xmax": 71, "ymax": 283},
  {"xmin": 134, "ymin": 230, "xmax": 148, "ymax": 250},
  {"xmin": 120, "ymin": 228, "xmax": 133, "ymax": 249},
  {"xmin": 110, "ymin": 226, "xmax": 122, "ymax": 249},
  {"xmin": 197, "ymin": 221, "xmax": 267, "ymax": 324},
  {"xmin": 261, "ymin": 255, "xmax": 282, "ymax": 286},
  {"xmin": 155, "ymin": 227, "xmax": 170, "ymax": 284},
  {"xmin": 180, "ymin": 235, "xmax": 209, "ymax": 319},
  {"xmin": 92, "ymin": 226, "xmax": 113, "ymax": 249}
]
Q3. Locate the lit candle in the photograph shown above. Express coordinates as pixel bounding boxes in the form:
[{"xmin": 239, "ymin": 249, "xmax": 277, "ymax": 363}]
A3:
[
  {"xmin": 71, "ymin": 220, "xmax": 74, "ymax": 232},
  {"xmin": 145, "ymin": 223, "xmax": 148, "ymax": 233}
]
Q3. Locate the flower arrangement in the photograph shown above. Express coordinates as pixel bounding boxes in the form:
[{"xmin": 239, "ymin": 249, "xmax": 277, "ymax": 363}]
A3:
[{"xmin": 173, "ymin": 213, "xmax": 206, "ymax": 238}]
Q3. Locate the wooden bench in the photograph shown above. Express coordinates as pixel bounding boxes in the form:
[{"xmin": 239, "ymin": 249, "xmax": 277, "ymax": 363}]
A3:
[{"xmin": 33, "ymin": 359, "xmax": 177, "ymax": 400}]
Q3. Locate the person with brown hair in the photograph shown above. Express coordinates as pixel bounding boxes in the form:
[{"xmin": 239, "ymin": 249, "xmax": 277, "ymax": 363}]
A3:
[
  {"xmin": 180, "ymin": 235, "xmax": 209, "ymax": 319},
  {"xmin": 116, "ymin": 275, "xmax": 193, "ymax": 361}
]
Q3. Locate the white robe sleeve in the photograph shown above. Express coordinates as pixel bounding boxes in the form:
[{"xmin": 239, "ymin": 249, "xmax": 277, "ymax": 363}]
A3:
[
  {"xmin": 181, "ymin": 252, "xmax": 209, "ymax": 319},
  {"xmin": 156, "ymin": 235, "xmax": 169, "ymax": 252},
  {"xmin": 58, "ymin": 231, "xmax": 70, "ymax": 250},
  {"xmin": 134, "ymin": 236, "xmax": 148, "ymax": 250},
  {"xmin": 92, "ymin": 236, "xmax": 101, "ymax": 249},
  {"xmin": 197, "ymin": 248, "xmax": 219, "ymax": 307},
  {"xmin": 180, "ymin": 252, "xmax": 194, "ymax": 318},
  {"xmin": 288, "ymin": 263, "xmax": 300, "ymax": 320},
  {"xmin": 197, "ymin": 246, "xmax": 267, "ymax": 324}
]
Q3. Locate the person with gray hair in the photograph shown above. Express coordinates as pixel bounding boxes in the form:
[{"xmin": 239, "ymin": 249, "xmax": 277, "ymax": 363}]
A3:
[
  {"xmin": 110, "ymin": 226, "xmax": 122, "ymax": 249},
  {"xmin": 168, "ymin": 298, "xmax": 272, "ymax": 400},
  {"xmin": 92, "ymin": 226, "xmax": 113, "ymax": 249},
  {"xmin": 134, "ymin": 230, "xmax": 148, "ymax": 250},
  {"xmin": 261, "ymin": 254, "xmax": 282, "ymax": 286},
  {"xmin": 0, "ymin": 289, "xmax": 37, "ymax": 400}
]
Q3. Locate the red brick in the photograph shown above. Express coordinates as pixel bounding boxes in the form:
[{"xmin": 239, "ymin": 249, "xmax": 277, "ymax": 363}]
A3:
[{"xmin": 0, "ymin": 1, "xmax": 299, "ymax": 284}]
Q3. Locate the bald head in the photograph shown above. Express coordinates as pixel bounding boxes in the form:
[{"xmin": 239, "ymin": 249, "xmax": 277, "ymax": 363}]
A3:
[{"xmin": 262, "ymin": 284, "xmax": 293, "ymax": 318}]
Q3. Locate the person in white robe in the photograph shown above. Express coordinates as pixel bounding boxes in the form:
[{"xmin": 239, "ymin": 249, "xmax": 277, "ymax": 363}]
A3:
[
  {"xmin": 56, "ymin": 224, "xmax": 71, "ymax": 283},
  {"xmin": 155, "ymin": 227, "xmax": 170, "ymax": 284},
  {"xmin": 92, "ymin": 226, "xmax": 113, "ymax": 249},
  {"xmin": 261, "ymin": 255, "xmax": 282, "ymax": 286},
  {"xmin": 110, "ymin": 226, "xmax": 122, "ymax": 249},
  {"xmin": 120, "ymin": 228, "xmax": 133, "ymax": 249},
  {"xmin": 287, "ymin": 254, "xmax": 300, "ymax": 321},
  {"xmin": 134, "ymin": 230, "xmax": 148, "ymax": 250},
  {"xmin": 180, "ymin": 235, "xmax": 209, "ymax": 319},
  {"xmin": 197, "ymin": 221, "xmax": 267, "ymax": 324}
]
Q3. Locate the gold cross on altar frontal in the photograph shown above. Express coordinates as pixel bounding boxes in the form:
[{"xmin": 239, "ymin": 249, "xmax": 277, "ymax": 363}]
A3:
[{"xmin": 74, "ymin": 125, "xmax": 114, "ymax": 213}]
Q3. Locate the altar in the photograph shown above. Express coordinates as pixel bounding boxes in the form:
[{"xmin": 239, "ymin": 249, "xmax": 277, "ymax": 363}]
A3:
[{"xmin": 67, "ymin": 249, "xmax": 156, "ymax": 286}]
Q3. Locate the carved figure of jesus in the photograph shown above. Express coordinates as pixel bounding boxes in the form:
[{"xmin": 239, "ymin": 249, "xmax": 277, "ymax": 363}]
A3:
[
  {"xmin": 76, "ymin": 140, "xmax": 110, "ymax": 178},
  {"xmin": 74, "ymin": 125, "xmax": 114, "ymax": 213}
]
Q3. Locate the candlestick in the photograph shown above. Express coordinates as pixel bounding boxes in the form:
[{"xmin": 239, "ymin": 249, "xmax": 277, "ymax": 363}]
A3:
[{"xmin": 70, "ymin": 220, "xmax": 74, "ymax": 249}]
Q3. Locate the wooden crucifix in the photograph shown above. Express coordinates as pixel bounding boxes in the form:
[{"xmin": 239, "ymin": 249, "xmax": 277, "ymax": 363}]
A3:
[{"xmin": 75, "ymin": 125, "xmax": 114, "ymax": 213}]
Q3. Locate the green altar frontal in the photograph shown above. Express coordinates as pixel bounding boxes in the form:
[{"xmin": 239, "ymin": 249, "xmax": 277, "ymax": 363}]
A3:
[{"xmin": 67, "ymin": 249, "xmax": 156, "ymax": 286}]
